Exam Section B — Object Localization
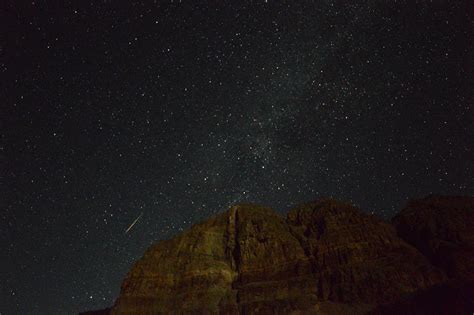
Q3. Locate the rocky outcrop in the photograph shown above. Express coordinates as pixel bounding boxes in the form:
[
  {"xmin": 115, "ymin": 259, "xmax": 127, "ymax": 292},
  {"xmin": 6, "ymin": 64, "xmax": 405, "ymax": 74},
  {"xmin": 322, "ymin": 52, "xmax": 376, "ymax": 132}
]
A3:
[
  {"xmin": 111, "ymin": 208, "xmax": 238, "ymax": 314},
  {"xmin": 285, "ymin": 199, "xmax": 444, "ymax": 305},
  {"xmin": 106, "ymin": 198, "xmax": 463, "ymax": 314},
  {"xmin": 392, "ymin": 195, "xmax": 474, "ymax": 280},
  {"xmin": 81, "ymin": 195, "xmax": 474, "ymax": 314}
]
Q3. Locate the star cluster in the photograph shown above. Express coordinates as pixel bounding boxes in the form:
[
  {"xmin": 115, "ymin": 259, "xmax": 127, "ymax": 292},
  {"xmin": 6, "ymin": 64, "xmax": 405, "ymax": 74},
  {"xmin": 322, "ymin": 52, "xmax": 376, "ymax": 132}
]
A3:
[{"xmin": 2, "ymin": 1, "xmax": 473, "ymax": 314}]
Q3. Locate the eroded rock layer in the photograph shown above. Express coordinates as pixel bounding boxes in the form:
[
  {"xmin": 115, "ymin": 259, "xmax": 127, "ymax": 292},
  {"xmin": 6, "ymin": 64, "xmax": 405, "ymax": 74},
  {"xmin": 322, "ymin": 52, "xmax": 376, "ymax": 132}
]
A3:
[
  {"xmin": 392, "ymin": 195, "xmax": 474, "ymax": 280},
  {"xmin": 108, "ymin": 198, "xmax": 463, "ymax": 314}
]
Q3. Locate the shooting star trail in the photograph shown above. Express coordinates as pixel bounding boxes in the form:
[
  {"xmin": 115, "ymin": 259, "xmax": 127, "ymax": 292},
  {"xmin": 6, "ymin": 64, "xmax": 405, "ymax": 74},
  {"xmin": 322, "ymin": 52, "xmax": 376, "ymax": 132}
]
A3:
[{"xmin": 125, "ymin": 212, "xmax": 143, "ymax": 234}]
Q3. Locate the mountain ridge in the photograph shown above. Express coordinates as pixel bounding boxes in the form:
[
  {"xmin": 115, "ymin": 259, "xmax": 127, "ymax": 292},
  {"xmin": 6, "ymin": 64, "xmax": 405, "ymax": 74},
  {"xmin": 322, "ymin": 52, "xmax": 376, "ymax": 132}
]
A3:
[{"xmin": 81, "ymin": 195, "xmax": 474, "ymax": 315}]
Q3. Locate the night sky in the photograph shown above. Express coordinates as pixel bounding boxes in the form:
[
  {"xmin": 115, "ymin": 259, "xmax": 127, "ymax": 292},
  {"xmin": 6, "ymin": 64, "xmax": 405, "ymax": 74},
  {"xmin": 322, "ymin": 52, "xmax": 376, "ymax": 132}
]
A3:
[{"xmin": 2, "ymin": 1, "xmax": 473, "ymax": 314}]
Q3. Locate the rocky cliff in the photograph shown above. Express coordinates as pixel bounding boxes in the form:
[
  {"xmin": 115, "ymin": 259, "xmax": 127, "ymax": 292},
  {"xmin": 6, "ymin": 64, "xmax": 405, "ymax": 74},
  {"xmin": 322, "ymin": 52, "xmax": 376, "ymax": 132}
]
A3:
[
  {"xmin": 392, "ymin": 195, "xmax": 474, "ymax": 280},
  {"xmin": 82, "ymin": 195, "xmax": 474, "ymax": 315}
]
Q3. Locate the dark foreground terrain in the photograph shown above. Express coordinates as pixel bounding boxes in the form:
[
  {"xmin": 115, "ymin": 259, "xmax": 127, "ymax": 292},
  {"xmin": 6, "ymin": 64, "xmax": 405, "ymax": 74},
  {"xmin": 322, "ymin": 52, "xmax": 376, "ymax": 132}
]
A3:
[{"xmin": 82, "ymin": 195, "xmax": 474, "ymax": 314}]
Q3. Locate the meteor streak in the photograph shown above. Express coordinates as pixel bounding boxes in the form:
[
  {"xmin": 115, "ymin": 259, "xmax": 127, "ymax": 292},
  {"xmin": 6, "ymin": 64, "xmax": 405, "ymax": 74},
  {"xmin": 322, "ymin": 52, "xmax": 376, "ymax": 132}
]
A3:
[{"xmin": 125, "ymin": 213, "xmax": 143, "ymax": 234}]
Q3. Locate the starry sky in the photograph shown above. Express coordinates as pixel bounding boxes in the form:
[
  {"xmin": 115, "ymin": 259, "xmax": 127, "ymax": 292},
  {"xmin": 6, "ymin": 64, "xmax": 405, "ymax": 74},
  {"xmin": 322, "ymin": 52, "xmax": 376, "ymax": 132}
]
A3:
[{"xmin": 1, "ymin": 1, "xmax": 473, "ymax": 314}]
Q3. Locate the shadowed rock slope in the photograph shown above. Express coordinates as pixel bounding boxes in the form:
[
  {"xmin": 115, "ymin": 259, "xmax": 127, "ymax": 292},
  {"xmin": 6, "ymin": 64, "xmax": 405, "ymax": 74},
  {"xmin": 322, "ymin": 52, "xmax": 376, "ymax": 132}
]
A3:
[
  {"xmin": 392, "ymin": 195, "xmax": 474, "ymax": 280},
  {"xmin": 81, "ymin": 195, "xmax": 474, "ymax": 315}
]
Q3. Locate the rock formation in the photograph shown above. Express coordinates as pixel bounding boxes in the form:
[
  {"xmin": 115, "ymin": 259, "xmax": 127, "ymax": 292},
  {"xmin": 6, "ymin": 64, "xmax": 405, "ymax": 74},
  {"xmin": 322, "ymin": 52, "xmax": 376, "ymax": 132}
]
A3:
[
  {"xmin": 81, "ymin": 195, "xmax": 474, "ymax": 315},
  {"xmin": 392, "ymin": 195, "xmax": 474, "ymax": 280}
]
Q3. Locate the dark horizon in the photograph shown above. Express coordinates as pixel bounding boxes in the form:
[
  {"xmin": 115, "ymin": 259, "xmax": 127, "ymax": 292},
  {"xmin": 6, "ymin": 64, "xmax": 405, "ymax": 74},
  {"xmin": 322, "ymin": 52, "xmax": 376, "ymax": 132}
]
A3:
[{"xmin": 2, "ymin": 1, "xmax": 473, "ymax": 314}]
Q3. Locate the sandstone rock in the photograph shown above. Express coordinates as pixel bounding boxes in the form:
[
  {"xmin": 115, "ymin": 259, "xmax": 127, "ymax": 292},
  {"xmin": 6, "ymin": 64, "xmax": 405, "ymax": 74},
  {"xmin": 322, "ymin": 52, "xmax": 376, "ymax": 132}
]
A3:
[
  {"xmin": 108, "ymin": 199, "xmax": 447, "ymax": 314},
  {"xmin": 286, "ymin": 198, "xmax": 444, "ymax": 305},
  {"xmin": 392, "ymin": 195, "xmax": 474, "ymax": 280},
  {"xmin": 111, "ymin": 209, "xmax": 238, "ymax": 314}
]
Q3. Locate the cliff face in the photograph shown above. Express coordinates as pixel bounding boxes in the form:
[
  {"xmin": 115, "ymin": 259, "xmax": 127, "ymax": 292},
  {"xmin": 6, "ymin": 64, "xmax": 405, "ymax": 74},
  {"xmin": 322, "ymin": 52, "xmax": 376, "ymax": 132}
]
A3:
[
  {"xmin": 101, "ymin": 196, "xmax": 474, "ymax": 315},
  {"xmin": 285, "ymin": 199, "xmax": 444, "ymax": 305},
  {"xmin": 112, "ymin": 208, "xmax": 238, "ymax": 314},
  {"xmin": 392, "ymin": 195, "xmax": 474, "ymax": 280}
]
